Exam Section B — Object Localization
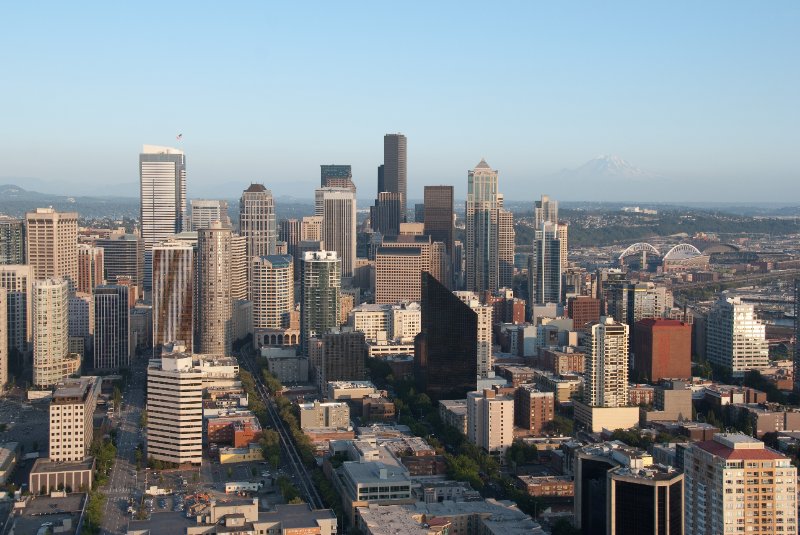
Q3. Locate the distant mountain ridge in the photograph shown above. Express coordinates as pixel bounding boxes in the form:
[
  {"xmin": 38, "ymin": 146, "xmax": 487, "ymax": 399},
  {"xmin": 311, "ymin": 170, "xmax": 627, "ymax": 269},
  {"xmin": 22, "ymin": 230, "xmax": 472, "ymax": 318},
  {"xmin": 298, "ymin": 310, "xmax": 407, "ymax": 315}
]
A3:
[{"xmin": 551, "ymin": 154, "xmax": 662, "ymax": 181}]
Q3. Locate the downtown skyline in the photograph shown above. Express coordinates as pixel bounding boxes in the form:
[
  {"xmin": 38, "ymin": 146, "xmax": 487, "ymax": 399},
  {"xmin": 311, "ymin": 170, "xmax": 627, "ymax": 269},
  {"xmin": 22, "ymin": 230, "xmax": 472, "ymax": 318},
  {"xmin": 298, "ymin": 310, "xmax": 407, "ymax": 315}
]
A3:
[{"xmin": 1, "ymin": 2, "xmax": 798, "ymax": 202}]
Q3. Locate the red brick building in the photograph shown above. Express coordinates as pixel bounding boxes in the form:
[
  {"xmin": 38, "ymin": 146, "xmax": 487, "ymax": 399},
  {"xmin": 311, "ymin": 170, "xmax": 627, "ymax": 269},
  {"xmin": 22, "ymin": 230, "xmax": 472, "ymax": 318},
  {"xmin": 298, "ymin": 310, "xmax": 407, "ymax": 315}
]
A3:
[
  {"xmin": 567, "ymin": 296, "xmax": 601, "ymax": 331},
  {"xmin": 515, "ymin": 385, "xmax": 555, "ymax": 434},
  {"xmin": 206, "ymin": 415, "xmax": 262, "ymax": 447},
  {"xmin": 539, "ymin": 348, "xmax": 586, "ymax": 375},
  {"xmin": 633, "ymin": 318, "xmax": 692, "ymax": 382}
]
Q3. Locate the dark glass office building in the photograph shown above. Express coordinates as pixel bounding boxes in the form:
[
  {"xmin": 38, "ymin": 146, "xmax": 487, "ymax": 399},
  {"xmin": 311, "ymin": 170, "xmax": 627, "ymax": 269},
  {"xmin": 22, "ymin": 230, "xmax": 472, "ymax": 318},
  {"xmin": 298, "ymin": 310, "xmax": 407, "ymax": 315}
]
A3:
[
  {"xmin": 414, "ymin": 272, "xmax": 477, "ymax": 400},
  {"xmin": 370, "ymin": 192, "xmax": 401, "ymax": 237},
  {"xmin": 423, "ymin": 186, "xmax": 454, "ymax": 256},
  {"xmin": 383, "ymin": 134, "xmax": 407, "ymax": 222}
]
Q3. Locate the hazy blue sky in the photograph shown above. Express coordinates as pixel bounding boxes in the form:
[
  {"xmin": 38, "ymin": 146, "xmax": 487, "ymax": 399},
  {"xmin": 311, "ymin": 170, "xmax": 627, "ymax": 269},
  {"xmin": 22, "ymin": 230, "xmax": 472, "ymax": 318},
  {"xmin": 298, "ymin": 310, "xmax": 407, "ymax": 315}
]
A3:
[{"xmin": 1, "ymin": 1, "xmax": 797, "ymax": 202}]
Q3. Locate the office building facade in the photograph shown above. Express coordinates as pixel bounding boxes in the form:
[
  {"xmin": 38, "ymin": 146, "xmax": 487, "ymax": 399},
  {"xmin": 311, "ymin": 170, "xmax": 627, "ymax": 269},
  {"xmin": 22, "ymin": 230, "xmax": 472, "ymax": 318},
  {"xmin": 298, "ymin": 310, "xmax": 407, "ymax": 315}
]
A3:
[
  {"xmin": 32, "ymin": 278, "xmax": 79, "ymax": 387},
  {"xmin": 423, "ymin": 186, "xmax": 454, "ymax": 256},
  {"xmin": 383, "ymin": 134, "xmax": 407, "ymax": 221},
  {"xmin": 96, "ymin": 233, "xmax": 143, "ymax": 292},
  {"xmin": 528, "ymin": 222, "xmax": 562, "ymax": 306},
  {"xmin": 0, "ymin": 265, "xmax": 34, "ymax": 355},
  {"xmin": 25, "ymin": 208, "xmax": 79, "ymax": 290},
  {"xmin": 0, "ymin": 217, "xmax": 25, "ymax": 265},
  {"xmin": 48, "ymin": 376, "xmax": 101, "ymax": 462},
  {"xmin": 252, "ymin": 255, "xmax": 294, "ymax": 330},
  {"xmin": 633, "ymin": 319, "xmax": 692, "ymax": 382},
  {"xmin": 239, "ymin": 183, "xmax": 277, "ymax": 259},
  {"xmin": 152, "ymin": 240, "xmax": 194, "ymax": 353},
  {"xmin": 706, "ymin": 296, "xmax": 769, "ymax": 375},
  {"xmin": 370, "ymin": 192, "xmax": 401, "ymax": 237},
  {"xmin": 300, "ymin": 251, "xmax": 341, "ymax": 354},
  {"xmin": 190, "ymin": 199, "xmax": 230, "ymax": 230},
  {"xmin": 315, "ymin": 188, "xmax": 356, "ymax": 278},
  {"xmin": 93, "ymin": 285, "xmax": 130, "ymax": 370},
  {"xmin": 465, "ymin": 160, "xmax": 500, "ymax": 293},
  {"xmin": 77, "ymin": 244, "xmax": 104, "ymax": 294},
  {"xmin": 197, "ymin": 222, "xmax": 233, "ymax": 355},
  {"xmin": 585, "ymin": 317, "xmax": 630, "ymax": 408},
  {"xmin": 467, "ymin": 389, "xmax": 514, "ymax": 453}
]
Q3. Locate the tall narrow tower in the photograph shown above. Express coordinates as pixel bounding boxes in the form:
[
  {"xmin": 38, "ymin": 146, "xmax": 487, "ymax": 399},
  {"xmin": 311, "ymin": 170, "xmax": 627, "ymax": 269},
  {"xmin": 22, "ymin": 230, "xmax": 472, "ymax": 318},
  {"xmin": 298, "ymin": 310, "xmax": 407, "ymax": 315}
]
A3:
[
  {"xmin": 139, "ymin": 145, "xmax": 186, "ymax": 291},
  {"xmin": 239, "ymin": 184, "xmax": 277, "ymax": 259},
  {"xmin": 383, "ymin": 134, "xmax": 407, "ymax": 222},
  {"xmin": 315, "ymin": 188, "xmax": 356, "ymax": 278},
  {"xmin": 25, "ymin": 208, "xmax": 79, "ymax": 291},
  {"xmin": 300, "ymin": 251, "xmax": 341, "ymax": 355},
  {"xmin": 465, "ymin": 160, "xmax": 499, "ymax": 293},
  {"xmin": 197, "ymin": 222, "xmax": 233, "ymax": 355},
  {"xmin": 528, "ymin": 222, "xmax": 562, "ymax": 305},
  {"xmin": 152, "ymin": 240, "xmax": 194, "ymax": 353}
]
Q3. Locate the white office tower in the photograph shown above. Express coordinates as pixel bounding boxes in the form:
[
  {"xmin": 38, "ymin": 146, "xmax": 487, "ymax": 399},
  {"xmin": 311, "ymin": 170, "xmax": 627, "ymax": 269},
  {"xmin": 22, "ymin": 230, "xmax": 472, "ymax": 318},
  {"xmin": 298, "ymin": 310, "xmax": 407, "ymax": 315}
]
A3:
[
  {"xmin": 467, "ymin": 389, "xmax": 514, "ymax": 453},
  {"xmin": 252, "ymin": 255, "xmax": 294, "ymax": 330},
  {"xmin": 146, "ymin": 352, "xmax": 203, "ymax": 465},
  {"xmin": 139, "ymin": 145, "xmax": 186, "ymax": 291},
  {"xmin": 585, "ymin": 317, "xmax": 629, "ymax": 407},
  {"xmin": 48, "ymin": 376, "xmax": 100, "ymax": 462},
  {"xmin": 197, "ymin": 222, "xmax": 233, "ymax": 356},
  {"xmin": 706, "ymin": 296, "xmax": 769, "ymax": 375},
  {"xmin": 315, "ymin": 188, "xmax": 356, "ymax": 278},
  {"xmin": 32, "ymin": 278, "xmax": 79, "ymax": 387},
  {"xmin": 0, "ymin": 265, "xmax": 34, "ymax": 355},
  {"xmin": 152, "ymin": 241, "xmax": 194, "ymax": 353},
  {"xmin": 240, "ymin": 184, "xmax": 277, "ymax": 258},
  {"xmin": 0, "ymin": 289, "xmax": 6, "ymax": 388},
  {"xmin": 453, "ymin": 291, "xmax": 494, "ymax": 378},
  {"xmin": 93, "ymin": 285, "xmax": 130, "ymax": 371},
  {"xmin": 190, "ymin": 199, "xmax": 231, "ymax": 231}
]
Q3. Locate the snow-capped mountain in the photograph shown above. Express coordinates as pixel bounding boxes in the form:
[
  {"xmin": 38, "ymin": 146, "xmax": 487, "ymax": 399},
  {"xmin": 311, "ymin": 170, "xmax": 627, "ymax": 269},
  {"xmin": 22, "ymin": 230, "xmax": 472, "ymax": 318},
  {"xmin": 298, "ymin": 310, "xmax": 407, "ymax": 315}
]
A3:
[{"xmin": 553, "ymin": 155, "xmax": 661, "ymax": 181}]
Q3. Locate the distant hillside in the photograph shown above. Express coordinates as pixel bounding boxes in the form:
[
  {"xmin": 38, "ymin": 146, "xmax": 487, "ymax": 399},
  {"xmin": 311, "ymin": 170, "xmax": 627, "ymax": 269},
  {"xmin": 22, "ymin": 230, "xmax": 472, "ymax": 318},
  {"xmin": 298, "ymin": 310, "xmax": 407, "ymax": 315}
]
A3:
[{"xmin": 0, "ymin": 184, "xmax": 139, "ymax": 220}]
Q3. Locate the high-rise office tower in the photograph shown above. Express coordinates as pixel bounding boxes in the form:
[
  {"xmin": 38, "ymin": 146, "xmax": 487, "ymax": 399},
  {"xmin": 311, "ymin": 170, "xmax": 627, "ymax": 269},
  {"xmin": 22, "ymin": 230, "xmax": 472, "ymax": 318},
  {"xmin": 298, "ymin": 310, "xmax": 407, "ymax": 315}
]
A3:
[
  {"xmin": 557, "ymin": 223, "xmax": 569, "ymax": 268},
  {"xmin": 0, "ymin": 265, "xmax": 34, "ymax": 355},
  {"xmin": 498, "ymin": 205, "xmax": 515, "ymax": 289},
  {"xmin": 197, "ymin": 222, "xmax": 233, "ymax": 355},
  {"xmin": 528, "ymin": 222, "xmax": 563, "ymax": 306},
  {"xmin": 300, "ymin": 251, "xmax": 341, "ymax": 355},
  {"xmin": 152, "ymin": 240, "xmax": 194, "ymax": 353},
  {"xmin": 77, "ymin": 244, "xmax": 104, "ymax": 294},
  {"xmin": 584, "ymin": 317, "xmax": 630, "ymax": 408},
  {"xmin": 414, "ymin": 272, "xmax": 479, "ymax": 400},
  {"xmin": 0, "ymin": 217, "xmax": 25, "ymax": 265},
  {"xmin": 684, "ymin": 433, "xmax": 796, "ymax": 535},
  {"xmin": 32, "ymin": 278, "xmax": 79, "ymax": 387},
  {"xmin": 467, "ymin": 389, "xmax": 514, "ymax": 453},
  {"xmin": 190, "ymin": 199, "xmax": 230, "ymax": 231},
  {"xmin": 25, "ymin": 208, "xmax": 78, "ymax": 290},
  {"xmin": 93, "ymin": 285, "xmax": 130, "ymax": 370},
  {"xmin": 279, "ymin": 219, "xmax": 301, "ymax": 272},
  {"xmin": 383, "ymin": 134, "xmax": 407, "ymax": 221},
  {"xmin": 453, "ymin": 291, "xmax": 494, "ymax": 378},
  {"xmin": 139, "ymin": 145, "xmax": 186, "ymax": 291},
  {"xmin": 320, "ymin": 165, "xmax": 355, "ymax": 190},
  {"xmin": 146, "ymin": 351, "xmax": 203, "ymax": 465},
  {"xmin": 706, "ymin": 296, "xmax": 769, "ymax": 375},
  {"xmin": 96, "ymin": 233, "xmax": 143, "ymax": 292},
  {"xmin": 68, "ymin": 293, "xmax": 93, "ymax": 357},
  {"xmin": 252, "ymin": 255, "xmax": 294, "ymax": 330},
  {"xmin": 0, "ymin": 289, "xmax": 6, "ymax": 387},
  {"xmin": 315, "ymin": 188, "xmax": 356, "ymax": 278},
  {"xmin": 239, "ymin": 184, "xmax": 277, "ymax": 259},
  {"xmin": 377, "ymin": 165, "xmax": 385, "ymax": 193},
  {"xmin": 534, "ymin": 194, "xmax": 558, "ymax": 229},
  {"xmin": 606, "ymin": 281, "xmax": 671, "ymax": 327},
  {"xmin": 414, "ymin": 203, "xmax": 425, "ymax": 224},
  {"xmin": 370, "ymin": 192, "xmax": 401, "ymax": 237},
  {"xmin": 465, "ymin": 159, "xmax": 501, "ymax": 293},
  {"xmin": 375, "ymin": 247, "xmax": 422, "ymax": 304},
  {"xmin": 301, "ymin": 216, "xmax": 323, "ymax": 242},
  {"xmin": 423, "ymin": 186, "xmax": 454, "ymax": 256}
]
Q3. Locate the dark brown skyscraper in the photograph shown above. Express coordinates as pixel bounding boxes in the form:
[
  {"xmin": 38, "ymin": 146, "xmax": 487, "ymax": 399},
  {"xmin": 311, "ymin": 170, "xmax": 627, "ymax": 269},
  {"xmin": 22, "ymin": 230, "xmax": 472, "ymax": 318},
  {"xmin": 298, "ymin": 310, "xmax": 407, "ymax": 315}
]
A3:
[
  {"xmin": 370, "ymin": 192, "xmax": 401, "ymax": 237},
  {"xmin": 383, "ymin": 134, "xmax": 407, "ymax": 222},
  {"xmin": 423, "ymin": 185, "xmax": 454, "ymax": 256},
  {"xmin": 414, "ymin": 272, "xmax": 477, "ymax": 400}
]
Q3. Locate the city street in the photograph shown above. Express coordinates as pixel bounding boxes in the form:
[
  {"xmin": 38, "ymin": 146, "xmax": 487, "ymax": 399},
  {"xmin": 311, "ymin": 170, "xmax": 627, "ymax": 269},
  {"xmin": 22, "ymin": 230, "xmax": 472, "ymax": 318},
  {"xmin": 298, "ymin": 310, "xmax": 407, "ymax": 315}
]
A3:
[{"xmin": 100, "ymin": 359, "xmax": 148, "ymax": 535}]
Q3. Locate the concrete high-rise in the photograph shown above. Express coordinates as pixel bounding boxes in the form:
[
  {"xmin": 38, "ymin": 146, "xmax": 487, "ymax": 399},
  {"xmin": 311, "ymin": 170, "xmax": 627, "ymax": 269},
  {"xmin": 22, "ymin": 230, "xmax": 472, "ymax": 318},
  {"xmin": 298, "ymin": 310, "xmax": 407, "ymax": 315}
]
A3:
[
  {"xmin": 414, "ymin": 272, "xmax": 479, "ymax": 400},
  {"xmin": 25, "ymin": 208, "xmax": 78, "ymax": 290},
  {"xmin": 0, "ymin": 265, "xmax": 34, "ymax": 355},
  {"xmin": 534, "ymin": 195, "xmax": 558, "ymax": 229},
  {"xmin": 465, "ymin": 159, "xmax": 500, "ymax": 293},
  {"xmin": 96, "ymin": 233, "xmax": 143, "ymax": 291},
  {"xmin": 370, "ymin": 192, "xmax": 401, "ymax": 237},
  {"xmin": 0, "ymin": 289, "xmax": 6, "ymax": 388},
  {"xmin": 0, "ymin": 217, "xmax": 25, "ymax": 265},
  {"xmin": 498, "ymin": 204, "xmax": 515, "ymax": 289},
  {"xmin": 796, "ymin": 279, "xmax": 799, "ymax": 393},
  {"xmin": 230, "ymin": 234, "xmax": 248, "ymax": 302},
  {"xmin": 423, "ymin": 186, "xmax": 454, "ymax": 256},
  {"xmin": 139, "ymin": 145, "xmax": 186, "ymax": 291},
  {"xmin": 197, "ymin": 222, "xmax": 233, "ymax": 356},
  {"xmin": 320, "ymin": 165, "xmax": 355, "ymax": 190},
  {"xmin": 309, "ymin": 331, "xmax": 367, "ymax": 393},
  {"xmin": 453, "ymin": 291, "xmax": 494, "ymax": 379},
  {"xmin": 48, "ymin": 376, "xmax": 101, "ymax": 462},
  {"xmin": 375, "ymin": 247, "xmax": 422, "ymax": 304},
  {"xmin": 279, "ymin": 219, "xmax": 301, "ymax": 273},
  {"xmin": 467, "ymin": 388, "xmax": 514, "ymax": 453},
  {"xmin": 152, "ymin": 240, "xmax": 194, "ymax": 353},
  {"xmin": 383, "ymin": 134, "xmax": 407, "ymax": 222},
  {"xmin": 239, "ymin": 184, "xmax": 277, "ymax": 259},
  {"xmin": 528, "ymin": 222, "xmax": 562, "ymax": 306},
  {"xmin": 146, "ymin": 351, "xmax": 203, "ymax": 465},
  {"xmin": 315, "ymin": 188, "xmax": 356, "ymax": 278},
  {"xmin": 585, "ymin": 317, "xmax": 630, "ymax": 408},
  {"xmin": 606, "ymin": 281, "xmax": 671, "ymax": 327},
  {"xmin": 32, "ymin": 278, "xmax": 79, "ymax": 387},
  {"xmin": 300, "ymin": 251, "xmax": 341, "ymax": 355},
  {"xmin": 190, "ymin": 199, "xmax": 230, "ymax": 231},
  {"xmin": 93, "ymin": 285, "xmax": 130, "ymax": 370},
  {"xmin": 77, "ymin": 244, "xmax": 104, "ymax": 294},
  {"xmin": 252, "ymin": 255, "xmax": 294, "ymax": 331},
  {"xmin": 684, "ymin": 433, "xmax": 796, "ymax": 535},
  {"xmin": 706, "ymin": 296, "xmax": 769, "ymax": 375}
]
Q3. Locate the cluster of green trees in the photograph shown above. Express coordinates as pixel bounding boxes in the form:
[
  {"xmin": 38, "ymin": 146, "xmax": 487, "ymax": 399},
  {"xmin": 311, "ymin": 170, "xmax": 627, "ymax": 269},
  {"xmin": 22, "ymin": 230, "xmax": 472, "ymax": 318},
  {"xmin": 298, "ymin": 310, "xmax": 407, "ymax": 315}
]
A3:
[
  {"xmin": 259, "ymin": 429, "xmax": 280, "ymax": 468},
  {"xmin": 83, "ymin": 490, "xmax": 106, "ymax": 534},
  {"xmin": 91, "ymin": 437, "xmax": 116, "ymax": 487},
  {"xmin": 276, "ymin": 475, "xmax": 303, "ymax": 503}
]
